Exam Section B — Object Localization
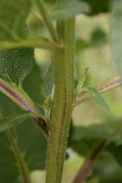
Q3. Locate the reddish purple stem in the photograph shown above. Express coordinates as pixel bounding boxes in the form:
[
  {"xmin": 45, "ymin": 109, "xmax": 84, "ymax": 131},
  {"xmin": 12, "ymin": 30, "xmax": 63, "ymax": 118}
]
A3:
[
  {"xmin": 0, "ymin": 80, "xmax": 49, "ymax": 137},
  {"xmin": 0, "ymin": 81, "xmax": 35, "ymax": 112},
  {"xmin": 72, "ymin": 140, "xmax": 107, "ymax": 183}
]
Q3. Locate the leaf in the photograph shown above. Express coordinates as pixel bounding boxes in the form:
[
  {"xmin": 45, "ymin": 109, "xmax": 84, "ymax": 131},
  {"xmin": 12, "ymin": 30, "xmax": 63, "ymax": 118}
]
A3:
[
  {"xmin": 71, "ymin": 118, "xmax": 122, "ymax": 145},
  {"xmin": 43, "ymin": 61, "xmax": 54, "ymax": 96},
  {"xmin": 49, "ymin": 1, "xmax": 90, "ymax": 20},
  {"xmin": 0, "ymin": 48, "xmax": 34, "ymax": 84},
  {"xmin": 81, "ymin": 0, "xmax": 109, "ymax": 15},
  {"xmin": 0, "ymin": 0, "xmax": 53, "ymax": 50},
  {"xmin": 23, "ymin": 60, "xmax": 45, "ymax": 104},
  {"xmin": 0, "ymin": 110, "xmax": 31, "ymax": 132},
  {"xmin": 107, "ymin": 143, "xmax": 122, "ymax": 167},
  {"xmin": 75, "ymin": 39, "xmax": 91, "ymax": 53},
  {"xmin": 110, "ymin": 0, "xmax": 122, "ymax": 75},
  {"xmin": 0, "ymin": 0, "xmax": 31, "ymax": 41},
  {"xmin": 76, "ymin": 60, "xmax": 89, "ymax": 94},
  {"xmin": 93, "ymin": 151, "xmax": 122, "ymax": 183},
  {"xmin": 91, "ymin": 27, "xmax": 107, "ymax": 46},
  {"xmin": 0, "ymin": 120, "xmax": 47, "ymax": 183},
  {"xmin": 12, "ymin": 119, "xmax": 47, "ymax": 171},
  {"xmin": 0, "ymin": 60, "xmax": 47, "ymax": 182},
  {"xmin": 87, "ymin": 87, "xmax": 109, "ymax": 111},
  {"xmin": 69, "ymin": 140, "xmax": 92, "ymax": 156}
]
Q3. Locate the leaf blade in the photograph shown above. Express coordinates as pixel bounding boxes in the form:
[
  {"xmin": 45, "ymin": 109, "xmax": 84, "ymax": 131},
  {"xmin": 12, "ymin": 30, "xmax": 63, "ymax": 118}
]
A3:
[
  {"xmin": 0, "ymin": 48, "xmax": 34, "ymax": 84},
  {"xmin": 0, "ymin": 62, "xmax": 47, "ymax": 183},
  {"xmin": 49, "ymin": 1, "xmax": 90, "ymax": 20},
  {"xmin": 43, "ymin": 61, "xmax": 54, "ymax": 96},
  {"xmin": 87, "ymin": 87, "xmax": 109, "ymax": 111},
  {"xmin": 0, "ymin": 110, "xmax": 31, "ymax": 132}
]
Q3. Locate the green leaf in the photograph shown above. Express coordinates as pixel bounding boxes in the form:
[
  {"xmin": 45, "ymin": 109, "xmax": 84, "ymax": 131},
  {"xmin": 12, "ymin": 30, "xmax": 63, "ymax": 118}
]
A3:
[
  {"xmin": 110, "ymin": 0, "xmax": 122, "ymax": 75},
  {"xmin": 93, "ymin": 151, "xmax": 122, "ymax": 183},
  {"xmin": 75, "ymin": 39, "xmax": 91, "ymax": 53},
  {"xmin": 43, "ymin": 61, "xmax": 54, "ymax": 96},
  {"xmin": 0, "ymin": 0, "xmax": 62, "ymax": 50},
  {"xmin": 0, "ymin": 110, "xmax": 31, "ymax": 132},
  {"xmin": 0, "ymin": 48, "xmax": 34, "ymax": 84},
  {"xmin": 0, "ymin": 60, "xmax": 47, "ymax": 182},
  {"xmin": 23, "ymin": 60, "xmax": 45, "ymax": 104},
  {"xmin": 0, "ymin": 0, "xmax": 31, "ymax": 41},
  {"xmin": 76, "ymin": 60, "xmax": 89, "ymax": 95},
  {"xmin": 71, "ymin": 118, "xmax": 122, "ymax": 145},
  {"xmin": 81, "ymin": 0, "xmax": 109, "ymax": 15},
  {"xmin": 0, "ymin": 120, "xmax": 47, "ymax": 183},
  {"xmin": 91, "ymin": 27, "xmax": 107, "ymax": 46},
  {"xmin": 49, "ymin": 1, "xmax": 90, "ymax": 20},
  {"xmin": 12, "ymin": 119, "xmax": 47, "ymax": 171},
  {"xmin": 107, "ymin": 143, "xmax": 122, "ymax": 167},
  {"xmin": 87, "ymin": 87, "xmax": 109, "ymax": 111}
]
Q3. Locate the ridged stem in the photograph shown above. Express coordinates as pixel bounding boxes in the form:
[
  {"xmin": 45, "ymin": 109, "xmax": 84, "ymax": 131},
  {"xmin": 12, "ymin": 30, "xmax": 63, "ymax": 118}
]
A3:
[{"xmin": 46, "ymin": 17, "xmax": 75, "ymax": 183}]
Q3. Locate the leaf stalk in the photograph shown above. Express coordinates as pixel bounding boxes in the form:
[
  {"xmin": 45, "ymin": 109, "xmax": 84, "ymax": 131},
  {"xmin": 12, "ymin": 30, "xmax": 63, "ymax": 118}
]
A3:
[
  {"xmin": 35, "ymin": 0, "xmax": 59, "ymax": 42},
  {"xmin": 74, "ymin": 75, "xmax": 122, "ymax": 107},
  {"xmin": 0, "ymin": 78, "xmax": 49, "ymax": 138}
]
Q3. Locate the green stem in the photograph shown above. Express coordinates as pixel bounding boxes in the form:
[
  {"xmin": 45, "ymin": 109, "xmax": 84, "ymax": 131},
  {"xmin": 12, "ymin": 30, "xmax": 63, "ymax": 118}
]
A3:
[
  {"xmin": 35, "ymin": 0, "xmax": 59, "ymax": 42},
  {"xmin": 46, "ymin": 17, "xmax": 75, "ymax": 183},
  {"xmin": 0, "ymin": 78, "xmax": 49, "ymax": 138},
  {"xmin": 6, "ymin": 130, "xmax": 30, "ymax": 183},
  {"xmin": 74, "ymin": 75, "xmax": 122, "ymax": 106},
  {"xmin": 0, "ymin": 40, "xmax": 63, "ymax": 51}
]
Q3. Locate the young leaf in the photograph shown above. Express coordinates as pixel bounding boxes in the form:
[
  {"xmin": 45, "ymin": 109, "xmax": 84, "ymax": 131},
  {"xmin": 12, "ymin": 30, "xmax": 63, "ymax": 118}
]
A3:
[
  {"xmin": 76, "ymin": 60, "xmax": 88, "ymax": 95},
  {"xmin": 43, "ymin": 61, "xmax": 54, "ymax": 96},
  {"xmin": 49, "ymin": 1, "xmax": 90, "ymax": 20},
  {"xmin": 110, "ymin": 0, "xmax": 122, "ymax": 75},
  {"xmin": 0, "ymin": 110, "xmax": 31, "ymax": 132},
  {"xmin": 0, "ymin": 48, "xmax": 34, "ymax": 84},
  {"xmin": 87, "ymin": 87, "xmax": 109, "ymax": 111}
]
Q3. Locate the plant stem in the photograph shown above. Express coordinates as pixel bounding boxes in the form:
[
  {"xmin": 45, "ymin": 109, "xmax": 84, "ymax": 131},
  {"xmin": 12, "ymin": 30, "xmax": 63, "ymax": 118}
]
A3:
[
  {"xmin": 35, "ymin": 0, "xmax": 59, "ymax": 42},
  {"xmin": 6, "ymin": 130, "xmax": 30, "ymax": 183},
  {"xmin": 72, "ymin": 140, "xmax": 107, "ymax": 183},
  {"xmin": 0, "ymin": 40, "xmax": 63, "ymax": 51},
  {"xmin": 0, "ymin": 78, "xmax": 49, "ymax": 138},
  {"xmin": 46, "ymin": 17, "xmax": 75, "ymax": 183},
  {"xmin": 74, "ymin": 75, "xmax": 122, "ymax": 106}
]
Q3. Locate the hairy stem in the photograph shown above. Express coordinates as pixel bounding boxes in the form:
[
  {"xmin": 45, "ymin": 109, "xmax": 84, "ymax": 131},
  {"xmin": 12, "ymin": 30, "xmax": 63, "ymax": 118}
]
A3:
[
  {"xmin": 46, "ymin": 17, "xmax": 75, "ymax": 183},
  {"xmin": 6, "ymin": 130, "xmax": 30, "ymax": 183},
  {"xmin": 72, "ymin": 140, "xmax": 107, "ymax": 183},
  {"xmin": 0, "ymin": 78, "xmax": 49, "ymax": 138},
  {"xmin": 74, "ymin": 75, "xmax": 122, "ymax": 106},
  {"xmin": 35, "ymin": 0, "xmax": 59, "ymax": 42}
]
